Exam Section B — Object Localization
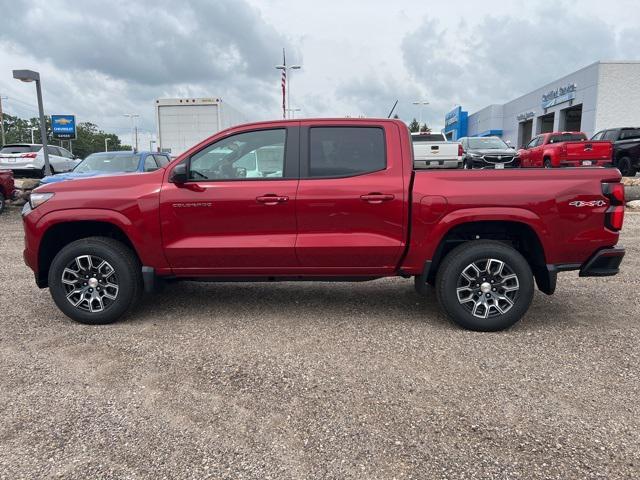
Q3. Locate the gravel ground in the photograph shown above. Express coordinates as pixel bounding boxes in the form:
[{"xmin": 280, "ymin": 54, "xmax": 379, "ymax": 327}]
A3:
[{"xmin": 1, "ymin": 207, "xmax": 639, "ymax": 479}]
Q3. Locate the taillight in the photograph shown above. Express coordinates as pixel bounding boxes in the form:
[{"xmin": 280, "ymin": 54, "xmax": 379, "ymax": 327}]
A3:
[
  {"xmin": 457, "ymin": 143, "xmax": 463, "ymax": 156},
  {"xmin": 21, "ymin": 152, "xmax": 37, "ymax": 159},
  {"xmin": 602, "ymin": 182, "xmax": 625, "ymax": 231}
]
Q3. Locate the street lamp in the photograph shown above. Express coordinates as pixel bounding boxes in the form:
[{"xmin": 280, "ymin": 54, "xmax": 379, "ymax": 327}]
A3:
[
  {"xmin": 150, "ymin": 139, "xmax": 156, "ymax": 152},
  {"xmin": 31, "ymin": 127, "xmax": 38, "ymax": 144},
  {"xmin": 123, "ymin": 114, "xmax": 139, "ymax": 151},
  {"xmin": 275, "ymin": 64, "xmax": 301, "ymax": 119},
  {"xmin": 104, "ymin": 138, "xmax": 111, "ymax": 152},
  {"xmin": 13, "ymin": 69, "xmax": 52, "ymax": 175},
  {"xmin": 412, "ymin": 100, "xmax": 430, "ymax": 129}
]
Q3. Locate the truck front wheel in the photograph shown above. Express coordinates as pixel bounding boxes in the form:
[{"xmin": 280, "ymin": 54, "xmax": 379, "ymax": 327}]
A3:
[
  {"xmin": 48, "ymin": 237, "xmax": 143, "ymax": 325},
  {"xmin": 435, "ymin": 240, "xmax": 534, "ymax": 331}
]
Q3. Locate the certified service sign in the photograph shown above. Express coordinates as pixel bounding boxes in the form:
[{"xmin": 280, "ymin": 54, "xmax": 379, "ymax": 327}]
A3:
[{"xmin": 51, "ymin": 114, "xmax": 76, "ymax": 140}]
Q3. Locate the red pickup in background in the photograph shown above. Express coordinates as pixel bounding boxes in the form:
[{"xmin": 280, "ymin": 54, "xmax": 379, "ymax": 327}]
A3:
[{"xmin": 518, "ymin": 132, "xmax": 612, "ymax": 168}]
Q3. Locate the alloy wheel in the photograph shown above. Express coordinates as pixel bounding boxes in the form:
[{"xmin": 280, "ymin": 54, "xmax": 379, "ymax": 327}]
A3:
[
  {"xmin": 61, "ymin": 255, "xmax": 119, "ymax": 312},
  {"xmin": 455, "ymin": 258, "xmax": 520, "ymax": 319}
]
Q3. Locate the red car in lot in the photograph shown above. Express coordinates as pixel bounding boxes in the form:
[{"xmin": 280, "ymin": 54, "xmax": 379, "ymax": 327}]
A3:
[
  {"xmin": 22, "ymin": 119, "xmax": 625, "ymax": 331},
  {"xmin": 0, "ymin": 169, "xmax": 16, "ymax": 215},
  {"xmin": 518, "ymin": 132, "xmax": 612, "ymax": 168}
]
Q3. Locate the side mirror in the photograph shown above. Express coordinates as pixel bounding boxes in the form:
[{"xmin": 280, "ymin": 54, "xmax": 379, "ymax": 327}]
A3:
[{"xmin": 170, "ymin": 163, "xmax": 188, "ymax": 183}]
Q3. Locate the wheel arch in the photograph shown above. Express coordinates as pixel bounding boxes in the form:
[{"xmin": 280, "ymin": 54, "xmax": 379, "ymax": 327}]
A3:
[
  {"xmin": 37, "ymin": 219, "xmax": 140, "ymax": 288},
  {"xmin": 424, "ymin": 219, "xmax": 551, "ymax": 293}
]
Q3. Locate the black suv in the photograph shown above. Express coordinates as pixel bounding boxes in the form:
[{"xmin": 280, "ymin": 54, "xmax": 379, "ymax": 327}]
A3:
[
  {"xmin": 459, "ymin": 136, "xmax": 519, "ymax": 169},
  {"xmin": 591, "ymin": 127, "xmax": 640, "ymax": 177}
]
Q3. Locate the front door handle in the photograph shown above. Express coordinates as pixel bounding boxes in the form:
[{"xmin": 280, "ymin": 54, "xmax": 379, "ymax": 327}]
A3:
[
  {"xmin": 360, "ymin": 193, "xmax": 395, "ymax": 204},
  {"xmin": 256, "ymin": 194, "xmax": 289, "ymax": 205}
]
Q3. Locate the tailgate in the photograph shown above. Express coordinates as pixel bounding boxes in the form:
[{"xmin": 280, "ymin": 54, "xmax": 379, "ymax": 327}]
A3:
[
  {"xmin": 564, "ymin": 141, "xmax": 612, "ymax": 161},
  {"xmin": 413, "ymin": 142, "xmax": 458, "ymax": 160}
]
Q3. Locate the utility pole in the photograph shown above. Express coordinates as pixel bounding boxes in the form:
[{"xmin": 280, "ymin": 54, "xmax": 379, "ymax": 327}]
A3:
[
  {"xmin": 412, "ymin": 100, "xmax": 429, "ymax": 129},
  {"xmin": 123, "ymin": 114, "xmax": 139, "ymax": 151},
  {"xmin": 0, "ymin": 95, "xmax": 7, "ymax": 146},
  {"xmin": 105, "ymin": 138, "xmax": 111, "ymax": 152}
]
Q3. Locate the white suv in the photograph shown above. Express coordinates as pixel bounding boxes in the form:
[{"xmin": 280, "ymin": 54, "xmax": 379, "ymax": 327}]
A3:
[{"xmin": 0, "ymin": 143, "xmax": 79, "ymax": 177}]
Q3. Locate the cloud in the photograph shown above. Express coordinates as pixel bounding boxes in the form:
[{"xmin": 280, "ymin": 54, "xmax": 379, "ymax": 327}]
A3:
[
  {"xmin": 0, "ymin": 0, "xmax": 297, "ymax": 137},
  {"xmin": 400, "ymin": 4, "xmax": 628, "ymax": 118}
]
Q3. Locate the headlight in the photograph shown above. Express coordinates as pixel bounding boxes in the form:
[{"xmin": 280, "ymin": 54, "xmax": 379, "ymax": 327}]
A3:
[{"xmin": 29, "ymin": 192, "xmax": 55, "ymax": 209}]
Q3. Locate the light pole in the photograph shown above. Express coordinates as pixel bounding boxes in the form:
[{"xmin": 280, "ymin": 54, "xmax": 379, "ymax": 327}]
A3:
[
  {"xmin": 31, "ymin": 127, "xmax": 38, "ymax": 144},
  {"xmin": 123, "ymin": 114, "xmax": 139, "ymax": 151},
  {"xmin": 412, "ymin": 100, "xmax": 429, "ymax": 130},
  {"xmin": 105, "ymin": 138, "xmax": 111, "ymax": 152},
  {"xmin": 13, "ymin": 70, "xmax": 52, "ymax": 175},
  {"xmin": 275, "ymin": 64, "xmax": 301, "ymax": 119}
]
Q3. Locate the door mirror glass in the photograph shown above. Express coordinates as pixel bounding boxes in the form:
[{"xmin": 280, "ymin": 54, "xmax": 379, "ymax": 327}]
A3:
[{"xmin": 170, "ymin": 163, "xmax": 188, "ymax": 183}]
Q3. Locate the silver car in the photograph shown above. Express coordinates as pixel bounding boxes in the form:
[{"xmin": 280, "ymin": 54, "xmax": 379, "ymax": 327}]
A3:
[{"xmin": 0, "ymin": 143, "xmax": 79, "ymax": 177}]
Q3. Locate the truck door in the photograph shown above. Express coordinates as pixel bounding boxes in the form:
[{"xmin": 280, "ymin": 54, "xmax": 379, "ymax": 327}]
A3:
[
  {"xmin": 295, "ymin": 122, "xmax": 406, "ymax": 274},
  {"xmin": 159, "ymin": 126, "xmax": 300, "ymax": 274}
]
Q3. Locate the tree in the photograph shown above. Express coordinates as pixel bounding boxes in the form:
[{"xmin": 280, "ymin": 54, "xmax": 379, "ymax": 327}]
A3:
[
  {"xmin": 408, "ymin": 118, "xmax": 420, "ymax": 133},
  {"xmin": 392, "ymin": 114, "xmax": 400, "ymax": 119},
  {"xmin": 1, "ymin": 113, "xmax": 130, "ymax": 158},
  {"xmin": 420, "ymin": 123, "xmax": 431, "ymax": 133}
]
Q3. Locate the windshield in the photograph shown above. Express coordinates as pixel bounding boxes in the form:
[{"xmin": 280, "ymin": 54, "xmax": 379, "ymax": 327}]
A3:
[
  {"xmin": 74, "ymin": 153, "xmax": 140, "ymax": 173},
  {"xmin": 467, "ymin": 137, "xmax": 509, "ymax": 149},
  {"xmin": 412, "ymin": 134, "xmax": 445, "ymax": 143},
  {"xmin": 0, "ymin": 145, "xmax": 41, "ymax": 154}
]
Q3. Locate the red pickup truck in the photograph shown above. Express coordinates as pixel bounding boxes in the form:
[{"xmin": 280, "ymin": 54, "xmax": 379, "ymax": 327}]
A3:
[
  {"xmin": 518, "ymin": 132, "xmax": 612, "ymax": 168},
  {"xmin": 22, "ymin": 119, "xmax": 625, "ymax": 331},
  {"xmin": 0, "ymin": 169, "xmax": 16, "ymax": 215}
]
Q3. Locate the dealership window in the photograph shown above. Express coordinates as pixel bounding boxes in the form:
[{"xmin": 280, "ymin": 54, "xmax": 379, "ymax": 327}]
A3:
[
  {"xmin": 189, "ymin": 129, "xmax": 285, "ymax": 180},
  {"xmin": 309, "ymin": 127, "xmax": 386, "ymax": 178}
]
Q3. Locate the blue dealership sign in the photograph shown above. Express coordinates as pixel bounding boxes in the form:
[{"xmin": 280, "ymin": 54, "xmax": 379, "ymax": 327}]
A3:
[{"xmin": 51, "ymin": 114, "xmax": 76, "ymax": 140}]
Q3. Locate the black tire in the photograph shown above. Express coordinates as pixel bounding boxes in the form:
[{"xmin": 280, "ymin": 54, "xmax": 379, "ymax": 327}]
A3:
[
  {"xmin": 48, "ymin": 237, "xmax": 142, "ymax": 325},
  {"xmin": 0, "ymin": 191, "xmax": 5, "ymax": 215},
  {"xmin": 463, "ymin": 160, "xmax": 471, "ymax": 170},
  {"xmin": 543, "ymin": 159, "xmax": 552, "ymax": 168},
  {"xmin": 435, "ymin": 240, "xmax": 534, "ymax": 332},
  {"xmin": 617, "ymin": 156, "xmax": 637, "ymax": 177}
]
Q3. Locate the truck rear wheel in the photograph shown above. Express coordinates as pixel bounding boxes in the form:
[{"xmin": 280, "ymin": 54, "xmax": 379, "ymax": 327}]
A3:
[
  {"xmin": 0, "ymin": 191, "xmax": 5, "ymax": 215},
  {"xmin": 435, "ymin": 240, "xmax": 534, "ymax": 331},
  {"xmin": 48, "ymin": 237, "xmax": 142, "ymax": 325},
  {"xmin": 543, "ymin": 159, "xmax": 552, "ymax": 168}
]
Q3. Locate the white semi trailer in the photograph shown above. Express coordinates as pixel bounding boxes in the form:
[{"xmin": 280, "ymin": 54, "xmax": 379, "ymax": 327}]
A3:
[{"xmin": 155, "ymin": 98, "xmax": 247, "ymax": 156}]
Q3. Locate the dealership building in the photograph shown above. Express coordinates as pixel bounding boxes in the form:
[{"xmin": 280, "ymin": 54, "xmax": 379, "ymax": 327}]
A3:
[{"xmin": 444, "ymin": 61, "xmax": 640, "ymax": 147}]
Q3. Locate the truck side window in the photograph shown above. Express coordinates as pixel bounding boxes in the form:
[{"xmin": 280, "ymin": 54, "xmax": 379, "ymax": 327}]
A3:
[
  {"xmin": 189, "ymin": 129, "xmax": 285, "ymax": 180},
  {"xmin": 154, "ymin": 154, "xmax": 170, "ymax": 167},
  {"xmin": 603, "ymin": 130, "xmax": 618, "ymax": 141},
  {"xmin": 309, "ymin": 127, "xmax": 385, "ymax": 178}
]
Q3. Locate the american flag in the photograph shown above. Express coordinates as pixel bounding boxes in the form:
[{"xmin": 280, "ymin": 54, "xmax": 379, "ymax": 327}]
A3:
[{"xmin": 281, "ymin": 49, "xmax": 287, "ymax": 119}]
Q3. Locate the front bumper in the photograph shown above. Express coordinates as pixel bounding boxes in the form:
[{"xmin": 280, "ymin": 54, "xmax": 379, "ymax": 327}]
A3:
[{"xmin": 468, "ymin": 157, "xmax": 519, "ymax": 169}]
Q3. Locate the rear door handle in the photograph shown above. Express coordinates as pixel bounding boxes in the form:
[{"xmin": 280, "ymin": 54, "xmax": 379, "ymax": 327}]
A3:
[
  {"xmin": 256, "ymin": 194, "xmax": 289, "ymax": 205},
  {"xmin": 360, "ymin": 193, "xmax": 395, "ymax": 204}
]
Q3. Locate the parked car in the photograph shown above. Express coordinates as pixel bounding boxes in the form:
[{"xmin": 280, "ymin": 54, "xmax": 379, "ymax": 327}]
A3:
[
  {"xmin": 459, "ymin": 136, "xmax": 519, "ymax": 169},
  {"xmin": 23, "ymin": 119, "xmax": 625, "ymax": 332},
  {"xmin": 0, "ymin": 169, "xmax": 16, "ymax": 215},
  {"xmin": 40, "ymin": 151, "xmax": 172, "ymax": 185},
  {"xmin": 0, "ymin": 144, "xmax": 78, "ymax": 177},
  {"xmin": 411, "ymin": 132, "xmax": 463, "ymax": 169},
  {"xmin": 518, "ymin": 132, "xmax": 612, "ymax": 168},
  {"xmin": 591, "ymin": 127, "xmax": 640, "ymax": 177}
]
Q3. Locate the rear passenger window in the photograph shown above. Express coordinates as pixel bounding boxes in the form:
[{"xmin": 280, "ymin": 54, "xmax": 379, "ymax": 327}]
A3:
[{"xmin": 309, "ymin": 127, "xmax": 385, "ymax": 178}]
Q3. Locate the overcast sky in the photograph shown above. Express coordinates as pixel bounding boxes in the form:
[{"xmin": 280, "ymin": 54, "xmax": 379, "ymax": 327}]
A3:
[{"xmin": 0, "ymin": 0, "xmax": 638, "ymax": 146}]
